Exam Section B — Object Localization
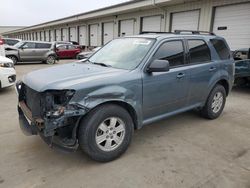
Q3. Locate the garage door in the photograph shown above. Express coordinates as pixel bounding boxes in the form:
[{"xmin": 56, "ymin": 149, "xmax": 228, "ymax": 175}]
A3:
[
  {"xmin": 89, "ymin": 24, "xmax": 99, "ymax": 47},
  {"xmin": 79, "ymin": 26, "xmax": 87, "ymax": 46},
  {"xmin": 69, "ymin": 27, "xmax": 77, "ymax": 42},
  {"xmin": 213, "ymin": 3, "xmax": 250, "ymax": 50},
  {"xmin": 50, "ymin": 30, "xmax": 55, "ymax": 42},
  {"xmin": 119, "ymin": 19, "xmax": 135, "ymax": 37},
  {"xmin": 40, "ymin": 31, "xmax": 45, "ymax": 41},
  {"xmin": 62, "ymin": 28, "xmax": 69, "ymax": 41},
  {"xmin": 171, "ymin": 10, "xmax": 200, "ymax": 32},
  {"xmin": 141, "ymin": 15, "xmax": 162, "ymax": 32},
  {"xmin": 45, "ymin": 30, "xmax": 50, "ymax": 41},
  {"xmin": 56, "ymin": 29, "xmax": 61, "ymax": 41},
  {"xmin": 103, "ymin": 22, "xmax": 114, "ymax": 44}
]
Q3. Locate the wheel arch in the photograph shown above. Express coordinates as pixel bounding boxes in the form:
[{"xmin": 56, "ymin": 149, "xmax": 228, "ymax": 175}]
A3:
[
  {"xmin": 216, "ymin": 79, "xmax": 230, "ymax": 96},
  {"xmin": 76, "ymin": 100, "xmax": 139, "ymax": 132}
]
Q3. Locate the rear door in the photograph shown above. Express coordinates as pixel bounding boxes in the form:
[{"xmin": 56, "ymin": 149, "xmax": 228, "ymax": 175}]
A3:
[
  {"xmin": 67, "ymin": 45, "xmax": 79, "ymax": 58},
  {"xmin": 56, "ymin": 45, "xmax": 68, "ymax": 58},
  {"xmin": 35, "ymin": 43, "xmax": 52, "ymax": 60},
  {"xmin": 185, "ymin": 38, "xmax": 219, "ymax": 105}
]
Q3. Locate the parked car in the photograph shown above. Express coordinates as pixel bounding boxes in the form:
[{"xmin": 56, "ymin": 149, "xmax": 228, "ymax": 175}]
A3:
[
  {"xmin": 2, "ymin": 38, "xmax": 21, "ymax": 46},
  {"xmin": 0, "ymin": 37, "xmax": 5, "ymax": 56},
  {"xmin": 233, "ymin": 48, "xmax": 250, "ymax": 85},
  {"xmin": 0, "ymin": 56, "xmax": 16, "ymax": 89},
  {"xmin": 5, "ymin": 41, "xmax": 58, "ymax": 64},
  {"xmin": 16, "ymin": 31, "xmax": 234, "ymax": 162},
  {"xmin": 69, "ymin": 41, "xmax": 79, "ymax": 45},
  {"xmin": 56, "ymin": 44, "xmax": 81, "ymax": 59},
  {"xmin": 76, "ymin": 47, "xmax": 101, "ymax": 60}
]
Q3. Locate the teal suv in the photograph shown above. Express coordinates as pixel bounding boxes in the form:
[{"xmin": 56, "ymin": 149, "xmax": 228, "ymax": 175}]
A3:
[{"xmin": 16, "ymin": 30, "xmax": 234, "ymax": 162}]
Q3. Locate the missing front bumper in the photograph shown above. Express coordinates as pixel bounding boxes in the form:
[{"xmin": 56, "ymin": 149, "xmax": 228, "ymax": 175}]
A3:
[{"xmin": 17, "ymin": 103, "xmax": 81, "ymax": 152}]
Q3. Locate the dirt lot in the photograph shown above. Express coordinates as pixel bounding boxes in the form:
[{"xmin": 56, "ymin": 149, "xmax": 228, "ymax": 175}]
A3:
[{"xmin": 0, "ymin": 60, "xmax": 250, "ymax": 188}]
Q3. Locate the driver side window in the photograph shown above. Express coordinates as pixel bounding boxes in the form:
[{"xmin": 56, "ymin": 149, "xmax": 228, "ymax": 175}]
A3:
[{"xmin": 153, "ymin": 40, "xmax": 185, "ymax": 68}]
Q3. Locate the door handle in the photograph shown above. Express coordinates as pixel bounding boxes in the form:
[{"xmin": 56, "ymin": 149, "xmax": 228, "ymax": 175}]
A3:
[
  {"xmin": 176, "ymin": 73, "xmax": 185, "ymax": 79},
  {"xmin": 209, "ymin": 67, "xmax": 216, "ymax": 72}
]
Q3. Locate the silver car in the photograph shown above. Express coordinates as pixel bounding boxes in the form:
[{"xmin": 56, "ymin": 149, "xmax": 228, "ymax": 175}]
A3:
[{"xmin": 5, "ymin": 41, "xmax": 58, "ymax": 64}]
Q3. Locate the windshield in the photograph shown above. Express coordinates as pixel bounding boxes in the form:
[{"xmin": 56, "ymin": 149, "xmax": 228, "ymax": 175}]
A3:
[
  {"xmin": 14, "ymin": 41, "xmax": 25, "ymax": 48},
  {"xmin": 89, "ymin": 38, "xmax": 155, "ymax": 70}
]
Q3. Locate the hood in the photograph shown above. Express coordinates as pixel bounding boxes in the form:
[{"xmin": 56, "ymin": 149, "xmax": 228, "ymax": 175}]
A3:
[
  {"xmin": 22, "ymin": 62, "xmax": 127, "ymax": 92},
  {"xmin": 4, "ymin": 45, "xmax": 18, "ymax": 51}
]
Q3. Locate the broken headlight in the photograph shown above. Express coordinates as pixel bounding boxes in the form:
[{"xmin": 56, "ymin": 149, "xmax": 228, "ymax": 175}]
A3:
[{"xmin": 45, "ymin": 90, "xmax": 75, "ymax": 118}]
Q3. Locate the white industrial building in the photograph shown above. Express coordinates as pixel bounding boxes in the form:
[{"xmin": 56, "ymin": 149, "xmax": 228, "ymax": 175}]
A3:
[{"xmin": 2, "ymin": 0, "xmax": 250, "ymax": 50}]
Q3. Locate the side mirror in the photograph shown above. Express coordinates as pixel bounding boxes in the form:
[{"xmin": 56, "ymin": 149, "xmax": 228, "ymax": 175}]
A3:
[{"xmin": 147, "ymin": 59, "xmax": 170, "ymax": 73}]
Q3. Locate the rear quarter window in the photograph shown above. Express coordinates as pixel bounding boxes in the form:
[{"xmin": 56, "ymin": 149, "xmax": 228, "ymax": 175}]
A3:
[
  {"xmin": 36, "ymin": 43, "xmax": 51, "ymax": 49},
  {"xmin": 210, "ymin": 39, "xmax": 231, "ymax": 60}
]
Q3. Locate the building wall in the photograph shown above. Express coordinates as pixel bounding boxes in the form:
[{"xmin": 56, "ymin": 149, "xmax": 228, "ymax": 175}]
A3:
[
  {"xmin": 0, "ymin": 26, "xmax": 25, "ymax": 35},
  {"xmin": 4, "ymin": 0, "xmax": 250, "ymax": 48}
]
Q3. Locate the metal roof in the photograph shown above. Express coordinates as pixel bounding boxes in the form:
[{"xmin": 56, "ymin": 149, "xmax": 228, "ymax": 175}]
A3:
[{"xmin": 2, "ymin": 0, "xmax": 184, "ymax": 35}]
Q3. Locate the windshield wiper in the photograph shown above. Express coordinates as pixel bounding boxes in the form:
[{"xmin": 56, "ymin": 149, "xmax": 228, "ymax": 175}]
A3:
[
  {"xmin": 93, "ymin": 62, "xmax": 112, "ymax": 67},
  {"xmin": 86, "ymin": 59, "xmax": 112, "ymax": 67}
]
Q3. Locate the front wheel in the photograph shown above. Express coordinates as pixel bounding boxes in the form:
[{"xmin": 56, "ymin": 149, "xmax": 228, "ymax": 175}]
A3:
[
  {"xmin": 200, "ymin": 84, "xmax": 226, "ymax": 119},
  {"xmin": 78, "ymin": 104, "xmax": 134, "ymax": 162},
  {"xmin": 46, "ymin": 55, "xmax": 56, "ymax": 64}
]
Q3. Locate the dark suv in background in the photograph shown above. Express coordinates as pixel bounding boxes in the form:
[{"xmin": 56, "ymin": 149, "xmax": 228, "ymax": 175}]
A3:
[
  {"xmin": 5, "ymin": 41, "xmax": 57, "ymax": 64},
  {"xmin": 17, "ymin": 30, "xmax": 234, "ymax": 162}
]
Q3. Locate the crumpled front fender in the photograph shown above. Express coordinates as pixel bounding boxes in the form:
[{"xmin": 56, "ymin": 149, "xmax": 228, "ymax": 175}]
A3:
[{"xmin": 76, "ymin": 85, "xmax": 143, "ymax": 129}]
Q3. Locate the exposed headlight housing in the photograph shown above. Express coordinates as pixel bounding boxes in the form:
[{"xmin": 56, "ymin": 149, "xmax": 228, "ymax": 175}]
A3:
[{"xmin": 44, "ymin": 90, "xmax": 76, "ymax": 118}]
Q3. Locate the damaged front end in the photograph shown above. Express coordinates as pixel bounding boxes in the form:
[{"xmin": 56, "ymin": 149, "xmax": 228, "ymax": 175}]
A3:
[{"xmin": 16, "ymin": 81, "xmax": 87, "ymax": 152}]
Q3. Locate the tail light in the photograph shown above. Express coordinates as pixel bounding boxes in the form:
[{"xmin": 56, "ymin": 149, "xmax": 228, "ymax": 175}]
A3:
[{"xmin": 0, "ymin": 38, "xmax": 4, "ymax": 45}]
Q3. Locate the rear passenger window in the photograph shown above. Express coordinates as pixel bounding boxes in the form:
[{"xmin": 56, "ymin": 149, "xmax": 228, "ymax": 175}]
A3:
[
  {"xmin": 154, "ymin": 40, "xmax": 185, "ymax": 67},
  {"xmin": 68, "ymin": 45, "xmax": 76, "ymax": 49},
  {"xmin": 188, "ymin": 40, "xmax": 211, "ymax": 64},
  {"xmin": 36, "ymin": 43, "xmax": 51, "ymax": 49},
  {"xmin": 210, "ymin": 39, "xmax": 231, "ymax": 60}
]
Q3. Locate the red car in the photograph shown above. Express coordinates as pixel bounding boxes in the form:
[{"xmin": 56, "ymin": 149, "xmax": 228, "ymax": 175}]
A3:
[{"xmin": 56, "ymin": 44, "xmax": 81, "ymax": 59}]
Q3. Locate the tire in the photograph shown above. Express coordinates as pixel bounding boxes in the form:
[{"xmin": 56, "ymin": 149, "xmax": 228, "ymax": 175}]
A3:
[
  {"xmin": 46, "ymin": 55, "xmax": 56, "ymax": 64},
  {"xmin": 200, "ymin": 84, "xmax": 226, "ymax": 119},
  {"xmin": 7, "ymin": 55, "xmax": 18, "ymax": 65},
  {"xmin": 78, "ymin": 104, "xmax": 134, "ymax": 162}
]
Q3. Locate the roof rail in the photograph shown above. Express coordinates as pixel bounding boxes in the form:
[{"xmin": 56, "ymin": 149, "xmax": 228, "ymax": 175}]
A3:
[
  {"xmin": 174, "ymin": 30, "xmax": 216, "ymax": 35},
  {"xmin": 140, "ymin": 31, "xmax": 173, "ymax": 34}
]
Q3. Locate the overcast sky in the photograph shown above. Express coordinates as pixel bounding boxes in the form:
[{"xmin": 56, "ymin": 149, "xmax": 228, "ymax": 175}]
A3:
[{"xmin": 0, "ymin": 0, "xmax": 130, "ymax": 26}]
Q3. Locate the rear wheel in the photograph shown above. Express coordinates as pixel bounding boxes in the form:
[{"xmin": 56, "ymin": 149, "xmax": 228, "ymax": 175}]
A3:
[
  {"xmin": 78, "ymin": 104, "xmax": 134, "ymax": 162},
  {"xmin": 7, "ymin": 55, "xmax": 18, "ymax": 65},
  {"xmin": 200, "ymin": 84, "xmax": 226, "ymax": 119},
  {"xmin": 46, "ymin": 55, "xmax": 56, "ymax": 64}
]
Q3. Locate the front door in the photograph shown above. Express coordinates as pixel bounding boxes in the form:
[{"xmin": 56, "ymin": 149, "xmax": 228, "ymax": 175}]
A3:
[
  {"xmin": 143, "ymin": 40, "xmax": 189, "ymax": 120},
  {"xmin": 19, "ymin": 42, "xmax": 36, "ymax": 61}
]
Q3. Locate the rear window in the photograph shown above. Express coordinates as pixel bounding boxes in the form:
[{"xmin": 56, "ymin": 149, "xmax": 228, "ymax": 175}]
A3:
[
  {"xmin": 188, "ymin": 40, "xmax": 211, "ymax": 64},
  {"xmin": 210, "ymin": 39, "xmax": 231, "ymax": 60},
  {"xmin": 36, "ymin": 43, "xmax": 51, "ymax": 49}
]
